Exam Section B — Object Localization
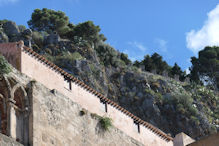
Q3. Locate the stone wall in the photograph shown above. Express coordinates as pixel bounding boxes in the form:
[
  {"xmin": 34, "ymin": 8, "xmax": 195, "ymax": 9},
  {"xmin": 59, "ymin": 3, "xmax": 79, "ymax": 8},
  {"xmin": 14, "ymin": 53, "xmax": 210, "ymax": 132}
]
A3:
[
  {"xmin": 31, "ymin": 81, "xmax": 144, "ymax": 146},
  {"xmin": 0, "ymin": 133, "xmax": 23, "ymax": 146},
  {"xmin": 0, "ymin": 42, "xmax": 22, "ymax": 70}
]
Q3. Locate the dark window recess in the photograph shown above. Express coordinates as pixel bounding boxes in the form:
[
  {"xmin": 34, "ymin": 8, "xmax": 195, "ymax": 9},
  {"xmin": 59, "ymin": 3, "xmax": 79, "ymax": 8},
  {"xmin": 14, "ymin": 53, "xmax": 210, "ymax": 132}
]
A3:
[
  {"xmin": 100, "ymin": 99, "xmax": 108, "ymax": 113},
  {"xmin": 105, "ymin": 103, "xmax": 108, "ymax": 113},
  {"xmin": 134, "ymin": 121, "xmax": 140, "ymax": 133},
  {"xmin": 64, "ymin": 76, "xmax": 72, "ymax": 90},
  {"xmin": 69, "ymin": 80, "xmax": 72, "ymax": 90}
]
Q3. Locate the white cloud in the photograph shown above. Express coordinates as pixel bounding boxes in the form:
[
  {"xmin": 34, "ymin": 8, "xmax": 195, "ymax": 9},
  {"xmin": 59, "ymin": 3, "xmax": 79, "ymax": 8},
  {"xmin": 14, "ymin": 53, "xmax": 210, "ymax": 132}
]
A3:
[
  {"xmin": 123, "ymin": 49, "xmax": 141, "ymax": 61},
  {"xmin": 0, "ymin": 0, "xmax": 18, "ymax": 5},
  {"xmin": 128, "ymin": 41, "xmax": 147, "ymax": 52},
  {"xmin": 186, "ymin": 4, "xmax": 219, "ymax": 54},
  {"xmin": 154, "ymin": 38, "xmax": 168, "ymax": 52},
  {"xmin": 186, "ymin": 68, "xmax": 190, "ymax": 75}
]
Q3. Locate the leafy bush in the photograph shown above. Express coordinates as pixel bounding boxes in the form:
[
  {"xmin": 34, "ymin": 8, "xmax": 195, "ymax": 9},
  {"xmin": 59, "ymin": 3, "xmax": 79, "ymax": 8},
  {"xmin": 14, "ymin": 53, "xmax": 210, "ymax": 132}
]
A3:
[
  {"xmin": 155, "ymin": 92, "xmax": 163, "ymax": 104},
  {"xmin": 0, "ymin": 55, "xmax": 11, "ymax": 74},
  {"xmin": 32, "ymin": 31, "xmax": 44, "ymax": 47},
  {"xmin": 54, "ymin": 52, "xmax": 84, "ymax": 62},
  {"xmin": 176, "ymin": 104, "xmax": 186, "ymax": 114},
  {"xmin": 190, "ymin": 116, "xmax": 200, "ymax": 125},
  {"xmin": 95, "ymin": 43, "xmax": 120, "ymax": 67},
  {"xmin": 164, "ymin": 94, "xmax": 198, "ymax": 117},
  {"xmin": 120, "ymin": 53, "xmax": 131, "ymax": 65},
  {"xmin": 99, "ymin": 117, "xmax": 112, "ymax": 131},
  {"xmin": 145, "ymin": 88, "xmax": 155, "ymax": 96},
  {"xmin": 71, "ymin": 52, "xmax": 83, "ymax": 60},
  {"xmin": 0, "ymin": 31, "xmax": 8, "ymax": 42},
  {"xmin": 89, "ymin": 64, "xmax": 101, "ymax": 79}
]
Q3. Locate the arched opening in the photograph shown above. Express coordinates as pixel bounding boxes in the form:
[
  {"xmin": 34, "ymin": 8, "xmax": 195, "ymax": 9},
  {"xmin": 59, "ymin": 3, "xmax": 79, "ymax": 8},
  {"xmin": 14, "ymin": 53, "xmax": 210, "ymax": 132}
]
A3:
[
  {"xmin": 0, "ymin": 76, "xmax": 11, "ymax": 136},
  {"xmin": 0, "ymin": 95, "xmax": 7, "ymax": 135},
  {"xmin": 11, "ymin": 84, "xmax": 29, "ymax": 144}
]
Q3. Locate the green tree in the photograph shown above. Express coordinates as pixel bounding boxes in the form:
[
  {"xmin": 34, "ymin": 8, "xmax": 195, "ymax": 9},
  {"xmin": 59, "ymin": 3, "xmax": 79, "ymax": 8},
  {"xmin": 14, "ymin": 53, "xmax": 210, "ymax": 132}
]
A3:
[
  {"xmin": 171, "ymin": 63, "xmax": 186, "ymax": 81},
  {"xmin": 120, "ymin": 53, "xmax": 131, "ymax": 65},
  {"xmin": 151, "ymin": 53, "xmax": 169, "ymax": 74},
  {"xmin": 171, "ymin": 63, "xmax": 181, "ymax": 76},
  {"xmin": 189, "ymin": 57, "xmax": 202, "ymax": 84},
  {"xmin": 142, "ymin": 55, "xmax": 155, "ymax": 72},
  {"xmin": 65, "ymin": 21, "xmax": 106, "ymax": 47},
  {"xmin": 133, "ymin": 60, "xmax": 141, "ymax": 67},
  {"xmin": 73, "ymin": 21, "xmax": 106, "ymax": 43},
  {"xmin": 134, "ymin": 53, "xmax": 171, "ymax": 75},
  {"xmin": 95, "ymin": 43, "xmax": 118, "ymax": 67},
  {"xmin": 28, "ymin": 8, "xmax": 69, "ymax": 34},
  {"xmin": 190, "ymin": 46, "xmax": 219, "ymax": 89}
]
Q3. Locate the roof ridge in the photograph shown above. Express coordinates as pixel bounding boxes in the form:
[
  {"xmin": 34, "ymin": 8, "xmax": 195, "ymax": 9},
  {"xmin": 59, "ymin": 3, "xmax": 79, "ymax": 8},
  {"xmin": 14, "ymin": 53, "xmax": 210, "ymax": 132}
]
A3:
[{"xmin": 22, "ymin": 45, "xmax": 173, "ymax": 141}]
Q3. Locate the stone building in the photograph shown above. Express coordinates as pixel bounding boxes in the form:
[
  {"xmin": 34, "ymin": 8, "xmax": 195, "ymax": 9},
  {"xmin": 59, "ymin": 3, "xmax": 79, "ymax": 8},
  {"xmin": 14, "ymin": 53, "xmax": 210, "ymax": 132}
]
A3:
[{"xmin": 0, "ymin": 41, "xmax": 216, "ymax": 146}]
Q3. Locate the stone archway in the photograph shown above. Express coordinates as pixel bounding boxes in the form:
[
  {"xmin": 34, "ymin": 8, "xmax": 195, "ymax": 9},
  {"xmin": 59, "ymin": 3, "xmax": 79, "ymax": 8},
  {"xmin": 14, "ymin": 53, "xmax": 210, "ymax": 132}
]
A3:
[
  {"xmin": 0, "ymin": 76, "xmax": 12, "ymax": 136},
  {"xmin": 10, "ymin": 83, "xmax": 29, "ymax": 144},
  {"xmin": 0, "ymin": 93, "xmax": 7, "ymax": 135},
  {"xmin": 0, "ymin": 75, "xmax": 30, "ymax": 145}
]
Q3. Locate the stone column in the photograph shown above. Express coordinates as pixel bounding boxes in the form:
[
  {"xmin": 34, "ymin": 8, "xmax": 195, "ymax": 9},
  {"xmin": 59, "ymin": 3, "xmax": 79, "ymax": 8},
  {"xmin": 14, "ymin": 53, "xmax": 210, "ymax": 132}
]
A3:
[{"xmin": 7, "ymin": 98, "xmax": 16, "ymax": 139}]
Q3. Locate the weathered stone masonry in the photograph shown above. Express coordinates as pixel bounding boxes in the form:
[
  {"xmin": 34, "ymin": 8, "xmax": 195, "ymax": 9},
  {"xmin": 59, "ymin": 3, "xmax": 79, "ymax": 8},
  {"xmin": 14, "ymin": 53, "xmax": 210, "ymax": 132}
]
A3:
[
  {"xmin": 0, "ymin": 74, "xmax": 29, "ymax": 145},
  {"xmin": 0, "ymin": 41, "xmax": 174, "ymax": 146}
]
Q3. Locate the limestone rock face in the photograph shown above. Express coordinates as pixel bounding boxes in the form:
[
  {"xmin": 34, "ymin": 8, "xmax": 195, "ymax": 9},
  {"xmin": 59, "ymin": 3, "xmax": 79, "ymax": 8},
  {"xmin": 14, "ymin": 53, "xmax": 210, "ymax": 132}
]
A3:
[
  {"xmin": 22, "ymin": 29, "xmax": 32, "ymax": 38},
  {"xmin": 44, "ymin": 33, "xmax": 60, "ymax": 45}
]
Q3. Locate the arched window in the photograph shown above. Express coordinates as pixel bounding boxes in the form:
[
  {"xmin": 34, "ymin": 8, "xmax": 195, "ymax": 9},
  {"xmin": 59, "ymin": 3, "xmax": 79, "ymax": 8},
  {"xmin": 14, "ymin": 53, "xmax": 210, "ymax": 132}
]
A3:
[
  {"xmin": 0, "ymin": 94, "xmax": 7, "ymax": 135},
  {"xmin": 10, "ymin": 84, "xmax": 29, "ymax": 144}
]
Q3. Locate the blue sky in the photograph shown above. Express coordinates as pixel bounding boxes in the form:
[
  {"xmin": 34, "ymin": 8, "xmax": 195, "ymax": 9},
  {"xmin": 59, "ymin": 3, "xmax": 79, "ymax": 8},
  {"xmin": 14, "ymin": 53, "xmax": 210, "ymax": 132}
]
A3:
[{"xmin": 1, "ymin": 0, "xmax": 219, "ymax": 71}]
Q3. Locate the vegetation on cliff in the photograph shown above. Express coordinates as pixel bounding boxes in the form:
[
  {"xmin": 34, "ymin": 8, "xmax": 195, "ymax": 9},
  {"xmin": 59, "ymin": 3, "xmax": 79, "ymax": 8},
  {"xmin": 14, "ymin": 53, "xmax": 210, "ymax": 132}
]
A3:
[
  {"xmin": 0, "ymin": 55, "xmax": 12, "ymax": 74},
  {"xmin": 0, "ymin": 8, "xmax": 218, "ymax": 139}
]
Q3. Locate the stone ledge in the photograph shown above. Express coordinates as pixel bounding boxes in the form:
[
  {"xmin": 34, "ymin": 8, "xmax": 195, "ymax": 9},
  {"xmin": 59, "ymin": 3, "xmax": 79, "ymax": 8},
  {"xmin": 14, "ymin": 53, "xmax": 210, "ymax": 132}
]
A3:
[{"xmin": 0, "ymin": 133, "xmax": 23, "ymax": 146}]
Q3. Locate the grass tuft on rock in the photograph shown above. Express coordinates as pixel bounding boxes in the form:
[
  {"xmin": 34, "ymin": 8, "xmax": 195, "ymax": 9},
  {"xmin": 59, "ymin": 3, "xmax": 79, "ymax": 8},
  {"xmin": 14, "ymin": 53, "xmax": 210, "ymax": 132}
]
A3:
[{"xmin": 99, "ymin": 117, "xmax": 112, "ymax": 131}]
